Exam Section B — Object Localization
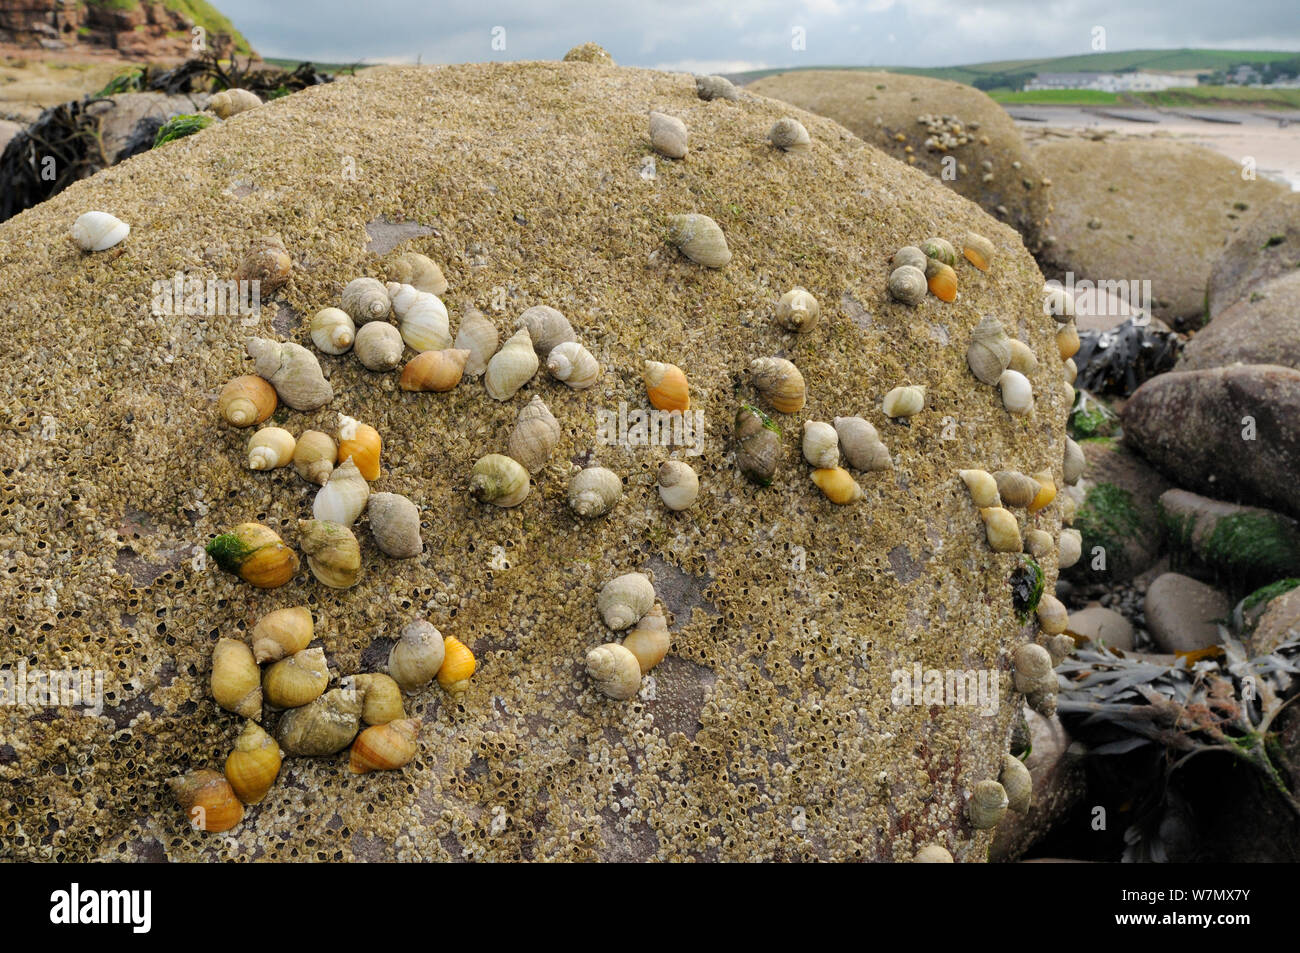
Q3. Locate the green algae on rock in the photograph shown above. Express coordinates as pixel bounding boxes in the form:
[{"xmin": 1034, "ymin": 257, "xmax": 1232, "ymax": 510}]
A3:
[{"xmin": 0, "ymin": 59, "xmax": 1063, "ymax": 862}]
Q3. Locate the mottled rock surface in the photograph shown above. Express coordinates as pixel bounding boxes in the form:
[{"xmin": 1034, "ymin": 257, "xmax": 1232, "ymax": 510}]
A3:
[
  {"xmin": 1180, "ymin": 270, "xmax": 1300, "ymax": 372},
  {"xmin": 1066, "ymin": 440, "xmax": 1171, "ymax": 584},
  {"xmin": 1122, "ymin": 364, "xmax": 1300, "ymax": 520},
  {"xmin": 1206, "ymin": 191, "xmax": 1300, "ymax": 321},
  {"xmin": 1144, "ymin": 573, "xmax": 1230, "ymax": 654},
  {"xmin": 0, "ymin": 60, "xmax": 1065, "ymax": 861},
  {"xmin": 1031, "ymin": 139, "xmax": 1286, "ymax": 328},
  {"xmin": 1158, "ymin": 487, "xmax": 1300, "ymax": 583},
  {"xmin": 748, "ymin": 70, "xmax": 1049, "ymax": 251},
  {"xmin": 990, "ymin": 706, "xmax": 1084, "ymax": 861}
]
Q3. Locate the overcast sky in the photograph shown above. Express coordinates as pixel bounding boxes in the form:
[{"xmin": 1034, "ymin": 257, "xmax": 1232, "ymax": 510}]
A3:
[{"xmin": 218, "ymin": 0, "xmax": 1300, "ymax": 71}]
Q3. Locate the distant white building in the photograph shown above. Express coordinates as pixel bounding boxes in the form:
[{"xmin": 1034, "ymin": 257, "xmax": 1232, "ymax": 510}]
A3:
[{"xmin": 1025, "ymin": 71, "xmax": 1198, "ymax": 92}]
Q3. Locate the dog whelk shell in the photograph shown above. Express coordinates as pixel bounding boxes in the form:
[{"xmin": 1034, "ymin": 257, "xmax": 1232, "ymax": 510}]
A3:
[
  {"xmin": 292, "ymin": 430, "xmax": 336, "ymax": 486},
  {"xmin": 1013, "ymin": 642, "xmax": 1055, "ymax": 694},
  {"xmin": 218, "ymin": 375, "xmax": 276, "ymax": 428},
  {"xmin": 667, "ymin": 213, "xmax": 731, "ymax": 268},
  {"xmin": 1058, "ymin": 528, "xmax": 1082, "ymax": 569},
  {"xmin": 882, "ymin": 385, "xmax": 924, "ymax": 419},
  {"xmin": 622, "ymin": 604, "xmax": 670, "ymax": 674},
  {"xmin": 247, "ymin": 427, "xmax": 295, "ymax": 471},
  {"xmin": 1036, "ymin": 593, "xmax": 1069, "ymax": 635},
  {"xmin": 400, "ymin": 348, "xmax": 470, "ymax": 392},
  {"xmin": 351, "ymin": 673, "xmax": 405, "ymax": 725},
  {"xmin": 735, "ymin": 404, "xmax": 781, "ymax": 486},
  {"xmin": 251, "ymin": 606, "xmax": 313, "ymax": 664},
  {"xmin": 775, "ymin": 287, "xmax": 820, "ymax": 333},
  {"xmin": 386, "ymin": 252, "xmax": 447, "ymax": 295},
  {"xmin": 587, "ymin": 643, "xmax": 643, "ymax": 700},
  {"xmin": 238, "ymin": 236, "xmax": 292, "ymax": 293},
  {"xmin": 993, "ymin": 470, "xmax": 1038, "ymax": 508},
  {"xmin": 437, "ymin": 637, "xmax": 476, "ymax": 692},
  {"xmin": 750, "ymin": 357, "xmax": 806, "ymax": 414},
  {"xmin": 927, "ymin": 262, "xmax": 958, "ymax": 302},
  {"xmin": 211, "ymin": 638, "xmax": 262, "ymax": 719},
  {"xmin": 967, "ymin": 779, "xmax": 1009, "ymax": 830},
  {"xmin": 962, "ymin": 232, "xmax": 995, "ymax": 271},
  {"xmin": 1046, "ymin": 633, "xmax": 1075, "ymax": 666},
  {"xmin": 455, "ymin": 307, "xmax": 498, "ymax": 376},
  {"xmin": 768, "ymin": 117, "xmax": 811, "ymax": 151},
  {"xmin": 341, "ymin": 277, "xmax": 391, "ymax": 324},
  {"xmin": 350, "ymin": 718, "xmax": 420, "ymax": 774},
  {"xmin": 1056, "ymin": 321, "xmax": 1080, "ymax": 361},
  {"xmin": 210, "ymin": 87, "xmax": 261, "ymax": 119},
  {"xmin": 276, "ymin": 688, "xmax": 362, "ymax": 757},
  {"xmin": 657, "ymin": 460, "xmax": 699, "ymax": 511},
  {"xmin": 1027, "ymin": 469, "xmax": 1057, "ymax": 513},
  {"xmin": 368, "ymin": 492, "xmax": 423, "ymax": 558},
  {"xmin": 999, "ymin": 369, "xmax": 1033, "ymax": 415},
  {"xmin": 206, "ymin": 522, "xmax": 298, "ymax": 588},
  {"xmin": 70, "ymin": 210, "xmax": 129, "ymax": 251},
  {"xmin": 834, "ymin": 417, "xmax": 892, "ymax": 471},
  {"xmin": 1024, "ymin": 528, "xmax": 1054, "ymax": 558},
  {"xmin": 1000, "ymin": 755, "xmax": 1033, "ymax": 813},
  {"xmin": 263, "ymin": 647, "xmax": 330, "ymax": 709},
  {"xmin": 888, "ymin": 265, "xmax": 927, "ymax": 305},
  {"xmin": 388, "ymin": 619, "xmax": 446, "ymax": 693},
  {"xmin": 967, "ymin": 315, "xmax": 1012, "ymax": 385},
  {"xmin": 1063, "ymin": 357, "xmax": 1078, "ymax": 385},
  {"xmin": 336, "ymin": 414, "xmax": 381, "ymax": 481},
  {"xmin": 354, "ymin": 321, "xmax": 404, "ymax": 372},
  {"xmin": 224, "ymin": 721, "xmax": 281, "ymax": 805},
  {"xmin": 507, "ymin": 396, "xmax": 560, "ymax": 474},
  {"xmin": 892, "ymin": 246, "xmax": 928, "ymax": 271},
  {"xmin": 1007, "ymin": 339, "xmax": 1038, "ymax": 375},
  {"xmin": 695, "ymin": 74, "xmax": 738, "ymax": 101},
  {"xmin": 812, "ymin": 467, "xmax": 863, "ymax": 504},
  {"xmin": 169, "ymin": 770, "xmax": 243, "ymax": 833},
  {"xmin": 313, "ymin": 457, "xmax": 369, "ymax": 526},
  {"xmin": 546, "ymin": 340, "xmax": 601, "ymax": 389},
  {"xmin": 980, "ymin": 506, "xmax": 1022, "ymax": 552},
  {"xmin": 248, "ymin": 337, "xmax": 333, "ymax": 411},
  {"xmin": 470, "ymin": 453, "xmax": 530, "ymax": 507},
  {"xmin": 485, "ymin": 327, "xmax": 539, "ymax": 400},
  {"xmin": 568, "ymin": 466, "xmax": 623, "ymax": 518},
  {"xmin": 959, "ymin": 469, "xmax": 1001, "ymax": 508},
  {"xmin": 310, "ymin": 307, "xmax": 356, "ymax": 355},
  {"xmin": 598, "ymin": 572, "xmax": 655, "ymax": 631},
  {"xmin": 394, "ymin": 291, "xmax": 451, "ymax": 352},
  {"xmin": 921, "ymin": 237, "xmax": 957, "ymax": 267},
  {"xmin": 518, "ymin": 306, "xmax": 574, "ymax": 359},
  {"xmin": 297, "ymin": 519, "xmax": 362, "ymax": 589},
  {"xmin": 802, "ymin": 421, "xmax": 839, "ymax": 469},
  {"xmin": 649, "ymin": 111, "xmax": 688, "ymax": 159},
  {"xmin": 644, "ymin": 360, "xmax": 690, "ymax": 411},
  {"xmin": 914, "ymin": 845, "xmax": 954, "ymax": 863}
]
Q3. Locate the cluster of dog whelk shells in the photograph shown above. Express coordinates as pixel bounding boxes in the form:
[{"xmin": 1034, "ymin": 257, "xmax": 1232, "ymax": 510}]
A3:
[{"xmin": 68, "ymin": 68, "xmax": 1089, "ymax": 855}]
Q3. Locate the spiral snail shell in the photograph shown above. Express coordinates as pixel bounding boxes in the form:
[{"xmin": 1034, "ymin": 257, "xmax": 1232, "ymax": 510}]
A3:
[
  {"xmin": 1058, "ymin": 528, "xmax": 1082, "ymax": 569},
  {"xmin": 1007, "ymin": 339, "xmax": 1038, "ymax": 376},
  {"xmin": 993, "ymin": 470, "xmax": 1039, "ymax": 508},
  {"xmin": 1042, "ymin": 284, "xmax": 1075, "ymax": 324},
  {"xmin": 568, "ymin": 466, "xmax": 623, "ymax": 518},
  {"xmin": 400, "ymin": 348, "xmax": 470, "ymax": 392},
  {"xmin": 1064, "ymin": 358, "xmax": 1078, "ymax": 385},
  {"xmin": 768, "ymin": 117, "xmax": 811, "ymax": 151},
  {"xmin": 999, "ymin": 369, "xmax": 1033, "ymax": 415},
  {"xmin": 310, "ymin": 307, "xmax": 356, "ymax": 355},
  {"xmin": 354, "ymin": 321, "xmax": 405, "ymax": 372},
  {"xmin": 667, "ymin": 213, "xmax": 731, "ymax": 268},
  {"xmin": 959, "ymin": 469, "xmax": 1001, "ymax": 508},
  {"xmin": 341, "ymin": 277, "xmax": 391, "ymax": 324},
  {"xmin": 350, "ymin": 718, "xmax": 420, "ymax": 774},
  {"xmin": 391, "ymin": 286, "xmax": 451, "ymax": 353},
  {"xmin": 1013, "ymin": 642, "xmax": 1056, "ymax": 695},
  {"xmin": 967, "ymin": 315, "xmax": 1012, "ymax": 386},
  {"xmin": 967, "ymin": 779, "xmax": 1009, "ymax": 830},
  {"xmin": 367, "ymin": 491, "xmax": 423, "ymax": 558},
  {"xmin": 882, "ymin": 385, "xmax": 925, "ymax": 420},
  {"xmin": 210, "ymin": 87, "xmax": 262, "ymax": 119},
  {"xmin": 485, "ymin": 327, "xmax": 540, "ymax": 401},
  {"xmin": 656, "ymin": 460, "xmax": 699, "ymax": 511},
  {"xmin": 962, "ymin": 232, "xmax": 995, "ymax": 272},
  {"xmin": 1024, "ymin": 528, "xmax": 1054, "ymax": 559},
  {"xmin": 211, "ymin": 638, "xmax": 262, "ymax": 719},
  {"xmin": 517, "ymin": 306, "xmax": 574, "ymax": 359},
  {"xmin": 644, "ymin": 361, "xmax": 690, "ymax": 412},
  {"xmin": 251, "ymin": 606, "xmax": 313, "ymax": 664},
  {"xmin": 1036, "ymin": 593, "xmax": 1069, "ymax": 635},
  {"xmin": 336, "ymin": 414, "xmax": 381, "ymax": 482},
  {"xmin": 775, "ymin": 287, "xmax": 820, "ymax": 333},
  {"xmin": 292, "ymin": 430, "xmax": 337, "ymax": 486},
  {"xmin": 734, "ymin": 404, "xmax": 781, "ymax": 487},
  {"xmin": 649, "ymin": 111, "xmax": 688, "ymax": 159},
  {"xmin": 351, "ymin": 673, "xmax": 406, "ymax": 725},
  {"xmin": 546, "ymin": 340, "xmax": 601, "ymax": 390},
  {"xmin": 388, "ymin": 619, "xmax": 446, "ymax": 693},
  {"xmin": 1047, "ymin": 633, "xmax": 1075, "ymax": 666},
  {"xmin": 749, "ymin": 357, "xmax": 806, "ymax": 414},
  {"xmin": 70, "ymin": 210, "xmax": 129, "ymax": 252},
  {"xmin": 262, "ymin": 647, "xmax": 330, "ymax": 709},
  {"xmin": 1027, "ymin": 468, "xmax": 1057, "ymax": 514},
  {"xmin": 218, "ymin": 375, "xmax": 277, "ymax": 428},
  {"xmin": 507, "ymin": 395, "xmax": 560, "ymax": 475},
  {"xmin": 297, "ymin": 519, "xmax": 362, "ymax": 589},
  {"xmin": 276, "ymin": 688, "xmax": 363, "ymax": 757},
  {"xmin": 437, "ymin": 636, "xmax": 476, "ymax": 693},
  {"xmin": 1056, "ymin": 321, "xmax": 1080, "ymax": 361},
  {"xmin": 980, "ymin": 506, "xmax": 1022, "ymax": 553},
  {"xmin": 1000, "ymin": 754, "xmax": 1033, "ymax": 813},
  {"xmin": 888, "ymin": 265, "xmax": 927, "ymax": 305},
  {"xmin": 455, "ymin": 307, "xmax": 499, "ymax": 376},
  {"xmin": 598, "ymin": 572, "xmax": 655, "ymax": 631},
  {"xmin": 169, "ymin": 769, "xmax": 243, "ymax": 833},
  {"xmin": 247, "ymin": 337, "xmax": 333, "ymax": 411},
  {"xmin": 386, "ymin": 252, "xmax": 447, "ymax": 295},
  {"xmin": 892, "ymin": 246, "xmax": 928, "ymax": 272},
  {"xmin": 811, "ymin": 467, "xmax": 864, "ymax": 504},
  {"xmin": 238, "ymin": 237, "xmax": 291, "ymax": 293},
  {"xmin": 833, "ymin": 417, "xmax": 892, "ymax": 472},
  {"xmin": 247, "ymin": 426, "xmax": 295, "ymax": 471},
  {"xmin": 470, "ymin": 453, "xmax": 530, "ymax": 507},
  {"xmin": 801, "ymin": 420, "xmax": 839, "ymax": 469},
  {"xmin": 913, "ymin": 845, "xmax": 954, "ymax": 863},
  {"xmin": 927, "ymin": 262, "xmax": 958, "ymax": 303},
  {"xmin": 621, "ymin": 604, "xmax": 670, "ymax": 674},
  {"xmin": 695, "ymin": 74, "xmax": 739, "ymax": 101},
  {"xmin": 224, "ymin": 721, "xmax": 281, "ymax": 805},
  {"xmin": 206, "ymin": 522, "xmax": 298, "ymax": 589},
  {"xmin": 313, "ymin": 457, "xmax": 369, "ymax": 526},
  {"xmin": 586, "ymin": 643, "xmax": 643, "ymax": 700},
  {"xmin": 921, "ymin": 237, "xmax": 958, "ymax": 267}
]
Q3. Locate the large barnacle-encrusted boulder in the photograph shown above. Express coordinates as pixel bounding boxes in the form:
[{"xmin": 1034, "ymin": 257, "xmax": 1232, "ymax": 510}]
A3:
[{"xmin": 0, "ymin": 58, "xmax": 1064, "ymax": 861}]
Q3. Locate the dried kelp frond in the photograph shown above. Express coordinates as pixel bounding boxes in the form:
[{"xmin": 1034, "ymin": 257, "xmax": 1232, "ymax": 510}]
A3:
[{"xmin": 1074, "ymin": 318, "xmax": 1182, "ymax": 397}]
